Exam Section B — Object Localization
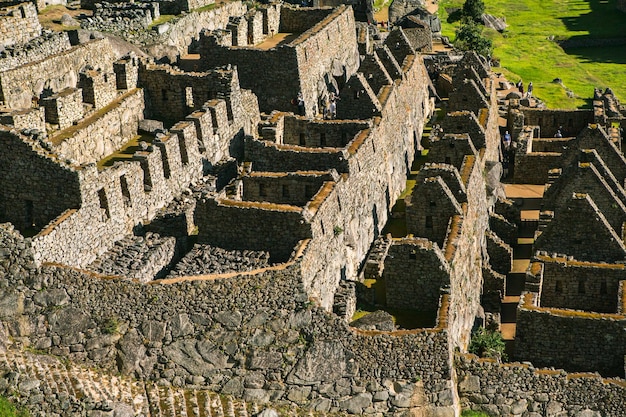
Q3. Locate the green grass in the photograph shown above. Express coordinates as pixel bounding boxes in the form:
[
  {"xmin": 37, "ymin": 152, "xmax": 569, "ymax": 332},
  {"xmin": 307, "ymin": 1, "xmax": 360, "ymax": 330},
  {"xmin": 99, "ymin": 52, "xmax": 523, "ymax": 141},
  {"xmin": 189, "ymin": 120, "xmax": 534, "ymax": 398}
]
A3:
[
  {"xmin": 351, "ymin": 302, "xmax": 438, "ymax": 329},
  {"xmin": 439, "ymin": 0, "xmax": 626, "ymax": 108},
  {"xmin": 461, "ymin": 411, "xmax": 491, "ymax": 417},
  {"xmin": 148, "ymin": 14, "xmax": 175, "ymax": 29},
  {"xmin": 194, "ymin": 3, "xmax": 217, "ymax": 13},
  {"xmin": 0, "ymin": 397, "xmax": 29, "ymax": 417}
]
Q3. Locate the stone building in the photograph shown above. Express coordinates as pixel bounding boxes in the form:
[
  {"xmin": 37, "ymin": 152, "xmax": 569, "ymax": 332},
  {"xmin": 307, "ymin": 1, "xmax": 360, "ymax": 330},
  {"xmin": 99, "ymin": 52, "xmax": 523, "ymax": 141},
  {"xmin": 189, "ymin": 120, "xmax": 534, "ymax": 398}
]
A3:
[{"xmin": 0, "ymin": 1, "xmax": 625, "ymax": 416}]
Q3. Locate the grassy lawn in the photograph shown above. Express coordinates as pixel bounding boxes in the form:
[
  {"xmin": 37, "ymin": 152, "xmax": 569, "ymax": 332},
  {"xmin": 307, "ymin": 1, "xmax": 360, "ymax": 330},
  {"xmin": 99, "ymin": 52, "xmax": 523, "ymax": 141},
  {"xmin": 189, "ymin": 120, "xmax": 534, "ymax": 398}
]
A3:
[{"xmin": 438, "ymin": 0, "xmax": 626, "ymax": 108}]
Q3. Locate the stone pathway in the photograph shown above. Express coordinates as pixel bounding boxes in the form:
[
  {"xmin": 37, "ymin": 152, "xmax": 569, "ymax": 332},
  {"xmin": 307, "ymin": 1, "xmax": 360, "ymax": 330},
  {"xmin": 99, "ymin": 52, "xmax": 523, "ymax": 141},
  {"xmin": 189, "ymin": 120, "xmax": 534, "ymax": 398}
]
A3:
[{"xmin": 500, "ymin": 184, "xmax": 543, "ymax": 349}]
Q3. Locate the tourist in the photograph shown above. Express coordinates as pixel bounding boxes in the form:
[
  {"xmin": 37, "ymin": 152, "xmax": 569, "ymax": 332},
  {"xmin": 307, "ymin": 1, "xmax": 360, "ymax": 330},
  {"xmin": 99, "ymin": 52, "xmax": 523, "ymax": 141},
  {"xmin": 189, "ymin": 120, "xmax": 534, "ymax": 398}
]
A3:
[
  {"xmin": 297, "ymin": 92, "xmax": 305, "ymax": 116},
  {"xmin": 555, "ymin": 129, "xmax": 563, "ymax": 138},
  {"xmin": 517, "ymin": 80, "xmax": 523, "ymax": 94},
  {"xmin": 329, "ymin": 98, "xmax": 337, "ymax": 119},
  {"xmin": 503, "ymin": 131, "xmax": 512, "ymax": 149},
  {"xmin": 527, "ymin": 82, "xmax": 533, "ymax": 98}
]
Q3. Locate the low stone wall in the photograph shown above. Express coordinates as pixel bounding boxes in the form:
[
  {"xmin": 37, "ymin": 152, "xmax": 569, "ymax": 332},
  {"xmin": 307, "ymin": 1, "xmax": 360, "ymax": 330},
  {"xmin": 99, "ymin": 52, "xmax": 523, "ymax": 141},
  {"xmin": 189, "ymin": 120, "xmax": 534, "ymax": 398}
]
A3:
[
  {"xmin": 87, "ymin": 232, "xmax": 181, "ymax": 281},
  {"xmin": 167, "ymin": 244, "xmax": 270, "ymax": 277},
  {"xmin": 195, "ymin": 197, "xmax": 312, "ymax": 262},
  {"xmin": 515, "ymin": 292, "xmax": 626, "ymax": 377},
  {"xmin": 537, "ymin": 254, "xmax": 626, "ymax": 313},
  {"xmin": 244, "ymin": 136, "xmax": 350, "ymax": 173},
  {"xmin": 0, "ymin": 31, "xmax": 71, "ymax": 73},
  {"xmin": 514, "ymin": 152, "xmax": 562, "ymax": 185},
  {"xmin": 456, "ymin": 353, "xmax": 626, "ymax": 416},
  {"xmin": 51, "ymin": 89, "xmax": 144, "ymax": 165}
]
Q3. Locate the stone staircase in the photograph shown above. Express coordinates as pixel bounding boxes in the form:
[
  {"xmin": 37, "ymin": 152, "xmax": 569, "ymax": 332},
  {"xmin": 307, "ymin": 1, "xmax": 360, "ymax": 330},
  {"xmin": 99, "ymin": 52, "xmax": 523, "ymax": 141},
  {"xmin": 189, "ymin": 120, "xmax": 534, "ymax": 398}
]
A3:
[
  {"xmin": 0, "ymin": 348, "xmax": 325, "ymax": 417},
  {"xmin": 500, "ymin": 184, "xmax": 544, "ymax": 355}
]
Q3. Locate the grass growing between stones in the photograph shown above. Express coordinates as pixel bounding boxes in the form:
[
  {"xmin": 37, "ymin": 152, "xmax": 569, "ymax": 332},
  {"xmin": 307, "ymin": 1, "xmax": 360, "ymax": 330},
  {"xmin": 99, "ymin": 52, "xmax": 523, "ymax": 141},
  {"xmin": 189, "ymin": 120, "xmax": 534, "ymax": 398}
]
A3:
[
  {"xmin": 148, "ymin": 14, "xmax": 176, "ymax": 29},
  {"xmin": 461, "ymin": 411, "xmax": 491, "ymax": 417},
  {"xmin": 439, "ymin": 0, "xmax": 626, "ymax": 108},
  {"xmin": 0, "ymin": 397, "xmax": 29, "ymax": 417}
]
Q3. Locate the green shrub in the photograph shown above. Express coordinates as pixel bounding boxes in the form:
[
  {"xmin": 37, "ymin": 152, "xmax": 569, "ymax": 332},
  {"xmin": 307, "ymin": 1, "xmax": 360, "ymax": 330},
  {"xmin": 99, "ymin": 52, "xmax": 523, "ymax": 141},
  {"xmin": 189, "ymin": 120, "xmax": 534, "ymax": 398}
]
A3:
[
  {"xmin": 0, "ymin": 397, "xmax": 29, "ymax": 417},
  {"xmin": 454, "ymin": 19, "xmax": 492, "ymax": 57},
  {"xmin": 462, "ymin": 0, "xmax": 485, "ymax": 22},
  {"xmin": 101, "ymin": 317, "xmax": 120, "ymax": 335},
  {"xmin": 468, "ymin": 327, "xmax": 506, "ymax": 360}
]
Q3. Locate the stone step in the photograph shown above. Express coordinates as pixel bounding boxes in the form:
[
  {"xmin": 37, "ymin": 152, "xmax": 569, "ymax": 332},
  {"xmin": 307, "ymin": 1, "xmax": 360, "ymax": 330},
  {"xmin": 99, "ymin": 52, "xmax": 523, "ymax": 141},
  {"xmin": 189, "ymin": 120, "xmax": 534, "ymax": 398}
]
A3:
[{"xmin": 0, "ymin": 347, "xmax": 327, "ymax": 417}]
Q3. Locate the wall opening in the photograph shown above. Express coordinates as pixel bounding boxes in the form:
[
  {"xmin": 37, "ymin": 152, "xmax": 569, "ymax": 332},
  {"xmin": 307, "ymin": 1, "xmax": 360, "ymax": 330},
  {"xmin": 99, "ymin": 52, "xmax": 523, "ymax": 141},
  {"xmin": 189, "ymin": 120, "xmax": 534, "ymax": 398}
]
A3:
[
  {"xmin": 282, "ymin": 185, "xmax": 289, "ymax": 198},
  {"xmin": 320, "ymin": 133, "xmax": 326, "ymax": 147},
  {"xmin": 578, "ymin": 280, "xmax": 585, "ymax": 294},
  {"xmin": 425, "ymin": 215, "xmax": 433, "ymax": 229},
  {"xmin": 299, "ymin": 133, "xmax": 306, "ymax": 146},
  {"xmin": 161, "ymin": 147, "xmax": 171, "ymax": 178},
  {"xmin": 555, "ymin": 280, "xmax": 562, "ymax": 293},
  {"xmin": 25, "ymin": 200, "xmax": 34, "ymax": 227},
  {"xmin": 179, "ymin": 135, "xmax": 189, "ymax": 165},
  {"xmin": 98, "ymin": 188, "xmax": 110, "ymax": 219},
  {"xmin": 259, "ymin": 183, "xmax": 267, "ymax": 197},
  {"xmin": 120, "ymin": 175, "xmax": 131, "ymax": 206}
]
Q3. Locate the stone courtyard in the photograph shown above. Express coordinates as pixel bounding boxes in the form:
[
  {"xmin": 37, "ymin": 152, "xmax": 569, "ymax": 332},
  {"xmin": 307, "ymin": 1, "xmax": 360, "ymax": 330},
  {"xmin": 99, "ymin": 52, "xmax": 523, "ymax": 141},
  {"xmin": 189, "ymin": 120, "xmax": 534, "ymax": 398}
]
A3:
[{"xmin": 0, "ymin": 0, "xmax": 625, "ymax": 416}]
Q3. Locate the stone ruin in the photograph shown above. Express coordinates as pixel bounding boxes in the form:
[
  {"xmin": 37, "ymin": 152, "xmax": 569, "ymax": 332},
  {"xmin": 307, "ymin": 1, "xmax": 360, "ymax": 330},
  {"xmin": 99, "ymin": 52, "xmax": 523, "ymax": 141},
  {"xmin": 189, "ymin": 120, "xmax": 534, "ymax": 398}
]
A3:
[{"xmin": 0, "ymin": 1, "xmax": 624, "ymax": 416}]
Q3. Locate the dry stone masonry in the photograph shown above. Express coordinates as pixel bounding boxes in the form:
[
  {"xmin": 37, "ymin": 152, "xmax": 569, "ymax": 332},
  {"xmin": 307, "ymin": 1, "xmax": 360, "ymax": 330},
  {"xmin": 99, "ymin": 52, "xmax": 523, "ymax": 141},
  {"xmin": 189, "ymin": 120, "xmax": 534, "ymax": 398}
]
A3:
[{"xmin": 0, "ymin": 1, "xmax": 625, "ymax": 416}]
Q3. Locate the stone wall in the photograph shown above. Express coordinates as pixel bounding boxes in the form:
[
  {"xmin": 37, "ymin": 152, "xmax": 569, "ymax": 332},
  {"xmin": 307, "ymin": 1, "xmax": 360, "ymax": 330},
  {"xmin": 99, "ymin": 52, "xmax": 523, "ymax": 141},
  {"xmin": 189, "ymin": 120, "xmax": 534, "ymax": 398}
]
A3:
[
  {"xmin": 31, "ymin": 118, "xmax": 204, "ymax": 267},
  {"xmin": 445, "ymin": 155, "xmax": 490, "ymax": 351},
  {"xmin": 456, "ymin": 353, "xmax": 626, "ymax": 416},
  {"xmin": 0, "ymin": 38, "xmax": 116, "ymax": 110},
  {"xmin": 41, "ymin": 87, "xmax": 84, "ymax": 130},
  {"xmin": 195, "ymin": 197, "xmax": 312, "ymax": 262},
  {"xmin": 0, "ymin": 2, "xmax": 41, "ymax": 49},
  {"xmin": 382, "ymin": 238, "xmax": 450, "ymax": 310},
  {"xmin": 139, "ymin": 63, "xmax": 257, "ymax": 140},
  {"xmin": 0, "ymin": 233, "xmax": 457, "ymax": 415},
  {"xmin": 281, "ymin": 116, "xmax": 369, "ymax": 148},
  {"xmin": 535, "ymin": 255, "xmax": 626, "ymax": 313},
  {"xmin": 242, "ymin": 172, "xmax": 334, "ymax": 207},
  {"xmin": 0, "ymin": 128, "xmax": 82, "ymax": 234},
  {"xmin": 519, "ymin": 108, "xmax": 593, "ymax": 138},
  {"xmin": 51, "ymin": 89, "xmax": 144, "ymax": 165},
  {"xmin": 542, "ymin": 161, "xmax": 626, "ymax": 234},
  {"xmin": 514, "ymin": 130, "xmax": 563, "ymax": 185},
  {"xmin": 534, "ymin": 194, "xmax": 626, "ymax": 263},
  {"xmin": 0, "ymin": 31, "xmax": 71, "ymax": 73},
  {"xmin": 0, "ymin": 106, "xmax": 45, "ymax": 133},
  {"xmin": 245, "ymin": 135, "xmax": 350, "ymax": 173},
  {"xmin": 199, "ymin": 5, "xmax": 359, "ymax": 116},
  {"xmin": 485, "ymin": 230, "xmax": 512, "ymax": 276},
  {"xmin": 79, "ymin": 68, "xmax": 118, "ymax": 110},
  {"xmin": 515, "ymin": 292, "xmax": 626, "ymax": 377},
  {"xmin": 406, "ymin": 176, "xmax": 463, "ymax": 247}
]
